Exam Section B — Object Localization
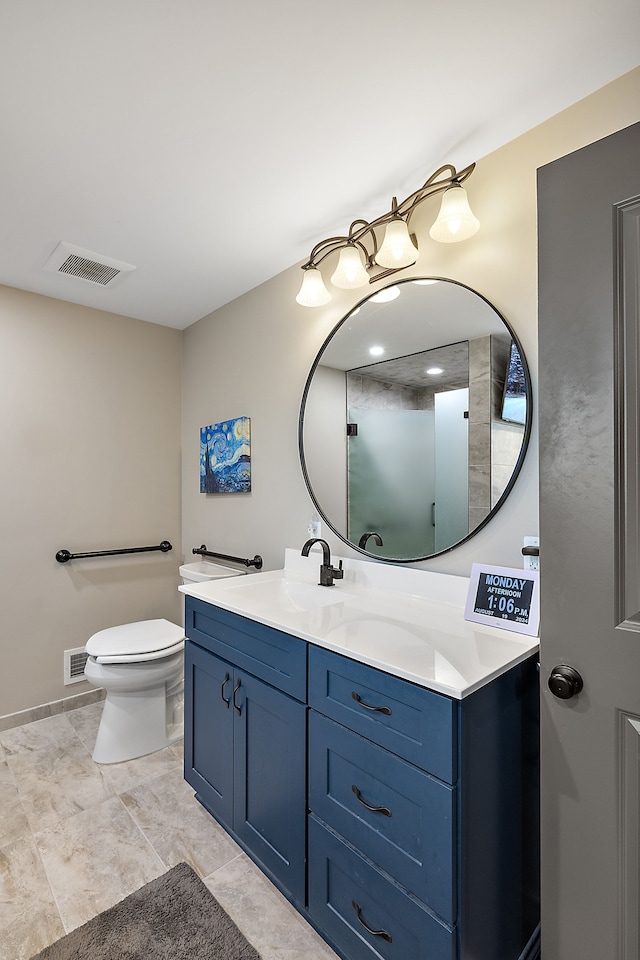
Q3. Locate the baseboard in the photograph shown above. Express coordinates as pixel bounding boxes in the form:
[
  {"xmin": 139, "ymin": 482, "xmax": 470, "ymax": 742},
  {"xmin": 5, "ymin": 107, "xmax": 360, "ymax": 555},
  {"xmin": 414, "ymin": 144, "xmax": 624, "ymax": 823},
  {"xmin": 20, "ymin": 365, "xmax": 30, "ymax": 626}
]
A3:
[{"xmin": 0, "ymin": 687, "xmax": 105, "ymax": 732}]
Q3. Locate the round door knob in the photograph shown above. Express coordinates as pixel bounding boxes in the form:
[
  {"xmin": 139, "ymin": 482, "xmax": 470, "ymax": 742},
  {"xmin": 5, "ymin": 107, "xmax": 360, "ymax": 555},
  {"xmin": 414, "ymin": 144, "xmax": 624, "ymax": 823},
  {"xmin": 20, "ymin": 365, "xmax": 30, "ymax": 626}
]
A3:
[{"xmin": 548, "ymin": 665, "xmax": 583, "ymax": 700}]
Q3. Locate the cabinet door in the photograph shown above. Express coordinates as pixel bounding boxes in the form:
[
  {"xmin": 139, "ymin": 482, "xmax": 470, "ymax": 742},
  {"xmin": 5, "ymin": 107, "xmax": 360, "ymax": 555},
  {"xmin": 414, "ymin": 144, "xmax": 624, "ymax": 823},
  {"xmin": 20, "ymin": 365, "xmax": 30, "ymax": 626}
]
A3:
[
  {"xmin": 184, "ymin": 640, "xmax": 235, "ymax": 825},
  {"xmin": 233, "ymin": 669, "xmax": 307, "ymax": 906}
]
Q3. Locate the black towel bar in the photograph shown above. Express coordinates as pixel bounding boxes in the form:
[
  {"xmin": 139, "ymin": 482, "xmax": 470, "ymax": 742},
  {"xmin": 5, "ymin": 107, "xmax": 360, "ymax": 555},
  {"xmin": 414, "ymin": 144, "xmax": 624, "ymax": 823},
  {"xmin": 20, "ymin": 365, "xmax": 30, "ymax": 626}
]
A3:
[
  {"xmin": 192, "ymin": 544, "xmax": 263, "ymax": 570},
  {"xmin": 56, "ymin": 541, "xmax": 173, "ymax": 563}
]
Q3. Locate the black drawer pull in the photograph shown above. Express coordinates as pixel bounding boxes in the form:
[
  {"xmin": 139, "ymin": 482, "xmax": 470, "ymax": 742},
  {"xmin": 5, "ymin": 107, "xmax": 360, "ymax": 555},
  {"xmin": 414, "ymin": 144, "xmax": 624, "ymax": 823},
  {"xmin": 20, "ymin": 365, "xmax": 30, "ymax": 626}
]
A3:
[
  {"xmin": 233, "ymin": 677, "xmax": 242, "ymax": 715},
  {"xmin": 352, "ymin": 784, "xmax": 392, "ymax": 817},
  {"xmin": 221, "ymin": 672, "xmax": 231, "ymax": 708},
  {"xmin": 351, "ymin": 900, "xmax": 392, "ymax": 943},
  {"xmin": 351, "ymin": 691, "xmax": 392, "ymax": 715}
]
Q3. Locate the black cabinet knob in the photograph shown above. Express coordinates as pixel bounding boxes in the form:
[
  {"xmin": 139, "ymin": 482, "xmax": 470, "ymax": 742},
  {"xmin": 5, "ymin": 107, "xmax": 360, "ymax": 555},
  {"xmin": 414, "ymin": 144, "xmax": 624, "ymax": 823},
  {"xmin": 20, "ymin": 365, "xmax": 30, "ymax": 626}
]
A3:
[{"xmin": 548, "ymin": 665, "xmax": 584, "ymax": 700}]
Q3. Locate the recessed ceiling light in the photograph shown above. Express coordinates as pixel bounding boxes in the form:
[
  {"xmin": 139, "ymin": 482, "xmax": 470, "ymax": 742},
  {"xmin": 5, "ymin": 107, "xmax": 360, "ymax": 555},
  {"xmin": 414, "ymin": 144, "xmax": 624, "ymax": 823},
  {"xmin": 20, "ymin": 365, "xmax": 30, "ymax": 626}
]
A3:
[
  {"xmin": 370, "ymin": 286, "xmax": 400, "ymax": 303},
  {"xmin": 369, "ymin": 345, "xmax": 385, "ymax": 357},
  {"xmin": 426, "ymin": 366, "xmax": 444, "ymax": 375},
  {"xmin": 412, "ymin": 279, "xmax": 440, "ymax": 285}
]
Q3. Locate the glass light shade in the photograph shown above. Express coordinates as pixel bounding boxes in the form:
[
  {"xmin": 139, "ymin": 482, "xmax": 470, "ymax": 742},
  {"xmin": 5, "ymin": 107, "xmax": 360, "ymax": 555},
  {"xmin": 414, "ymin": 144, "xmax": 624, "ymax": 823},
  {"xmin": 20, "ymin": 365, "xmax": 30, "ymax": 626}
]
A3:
[
  {"xmin": 375, "ymin": 219, "xmax": 419, "ymax": 269},
  {"xmin": 429, "ymin": 185, "xmax": 480, "ymax": 242},
  {"xmin": 330, "ymin": 246, "xmax": 369, "ymax": 289},
  {"xmin": 296, "ymin": 268, "xmax": 331, "ymax": 307}
]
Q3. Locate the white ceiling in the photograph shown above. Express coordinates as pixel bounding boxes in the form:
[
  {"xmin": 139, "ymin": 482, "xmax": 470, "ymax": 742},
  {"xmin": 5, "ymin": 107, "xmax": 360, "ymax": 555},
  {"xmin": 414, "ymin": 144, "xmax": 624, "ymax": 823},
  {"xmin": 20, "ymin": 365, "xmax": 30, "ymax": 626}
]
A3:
[{"xmin": 0, "ymin": 1, "xmax": 638, "ymax": 330}]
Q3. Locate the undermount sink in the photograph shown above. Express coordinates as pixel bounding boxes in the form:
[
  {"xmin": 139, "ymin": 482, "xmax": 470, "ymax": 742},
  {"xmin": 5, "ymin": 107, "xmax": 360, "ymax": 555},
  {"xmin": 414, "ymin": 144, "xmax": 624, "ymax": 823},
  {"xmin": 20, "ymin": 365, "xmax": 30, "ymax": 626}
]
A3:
[{"xmin": 224, "ymin": 576, "xmax": 352, "ymax": 613}]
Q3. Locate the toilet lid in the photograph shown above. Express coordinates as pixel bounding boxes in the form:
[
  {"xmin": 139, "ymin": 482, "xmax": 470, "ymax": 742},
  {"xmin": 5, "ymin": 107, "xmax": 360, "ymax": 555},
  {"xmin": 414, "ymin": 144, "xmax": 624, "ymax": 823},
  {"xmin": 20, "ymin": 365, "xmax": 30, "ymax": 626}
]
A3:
[{"xmin": 86, "ymin": 619, "xmax": 185, "ymax": 661}]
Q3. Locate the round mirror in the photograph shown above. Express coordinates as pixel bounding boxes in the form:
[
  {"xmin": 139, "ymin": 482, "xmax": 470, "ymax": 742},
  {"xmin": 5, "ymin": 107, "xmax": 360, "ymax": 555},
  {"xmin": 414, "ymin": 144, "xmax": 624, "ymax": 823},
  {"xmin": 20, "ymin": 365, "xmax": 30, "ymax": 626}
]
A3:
[{"xmin": 299, "ymin": 278, "xmax": 532, "ymax": 562}]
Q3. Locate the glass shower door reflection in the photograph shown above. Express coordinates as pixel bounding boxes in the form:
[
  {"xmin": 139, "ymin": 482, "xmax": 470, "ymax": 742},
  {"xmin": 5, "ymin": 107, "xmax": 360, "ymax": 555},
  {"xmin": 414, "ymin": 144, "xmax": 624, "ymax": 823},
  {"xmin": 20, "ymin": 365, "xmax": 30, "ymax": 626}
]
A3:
[
  {"xmin": 347, "ymin": 408, "xmax": 435, "ymax": 558},
  {"xmin": 347, "ymin": 390, "xmax": 469, "ymax": 559}
]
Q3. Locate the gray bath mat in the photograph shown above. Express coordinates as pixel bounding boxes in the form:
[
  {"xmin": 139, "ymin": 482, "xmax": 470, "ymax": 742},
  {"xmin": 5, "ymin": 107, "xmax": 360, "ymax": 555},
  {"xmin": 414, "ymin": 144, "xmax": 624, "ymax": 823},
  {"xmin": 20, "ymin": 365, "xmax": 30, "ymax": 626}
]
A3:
[{"xmin": 29, "ymin": 861, "xmax": 261, "ymax": 960}]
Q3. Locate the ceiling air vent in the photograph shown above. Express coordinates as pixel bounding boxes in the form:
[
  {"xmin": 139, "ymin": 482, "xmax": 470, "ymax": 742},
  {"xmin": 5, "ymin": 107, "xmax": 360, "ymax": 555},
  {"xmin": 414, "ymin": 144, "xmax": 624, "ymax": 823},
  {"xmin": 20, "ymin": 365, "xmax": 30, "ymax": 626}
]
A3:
[
  {"xmin": 44, "ymin": 241, "xmax": 136, "ymax": 287},
  {"xmin": 58, "ymin": 254, "xmax": 120, "ymax": 285}
]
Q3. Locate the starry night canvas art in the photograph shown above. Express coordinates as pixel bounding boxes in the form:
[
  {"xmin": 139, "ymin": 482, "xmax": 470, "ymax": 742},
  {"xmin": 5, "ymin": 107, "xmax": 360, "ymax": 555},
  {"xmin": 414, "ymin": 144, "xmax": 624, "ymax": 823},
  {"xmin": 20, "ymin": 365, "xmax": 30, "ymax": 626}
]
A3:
[{"xmin": 200, "ymin": 417, "xmax": 251, "ymax": 493}]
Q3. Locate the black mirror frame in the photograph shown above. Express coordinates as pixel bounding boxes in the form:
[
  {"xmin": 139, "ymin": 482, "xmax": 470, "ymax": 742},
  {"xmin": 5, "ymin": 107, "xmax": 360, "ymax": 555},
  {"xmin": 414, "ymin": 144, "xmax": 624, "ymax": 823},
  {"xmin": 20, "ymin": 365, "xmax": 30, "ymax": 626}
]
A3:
[{"xmin": 298, "ymin": 278, "xmax": 533, "ymax": 563}]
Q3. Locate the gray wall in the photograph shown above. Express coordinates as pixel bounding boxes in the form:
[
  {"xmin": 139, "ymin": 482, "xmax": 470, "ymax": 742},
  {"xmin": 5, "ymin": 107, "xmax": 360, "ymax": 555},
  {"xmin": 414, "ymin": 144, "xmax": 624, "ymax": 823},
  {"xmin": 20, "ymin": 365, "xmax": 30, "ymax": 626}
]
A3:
[{"xmin": 0, "ymin": 287, "xmax": 182, "ymax": 718}]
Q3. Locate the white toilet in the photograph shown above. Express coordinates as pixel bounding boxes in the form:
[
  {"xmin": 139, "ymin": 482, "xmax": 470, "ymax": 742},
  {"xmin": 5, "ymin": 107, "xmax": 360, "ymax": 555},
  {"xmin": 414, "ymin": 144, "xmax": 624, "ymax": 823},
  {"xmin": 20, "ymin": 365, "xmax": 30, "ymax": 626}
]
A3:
[
  {"xmin": 84, "ymin": 619, "xmax": 185, "ymax": 764},
  {"xmin": 84, "ymin": 561, "xmax": 246, "ymax": 764}
]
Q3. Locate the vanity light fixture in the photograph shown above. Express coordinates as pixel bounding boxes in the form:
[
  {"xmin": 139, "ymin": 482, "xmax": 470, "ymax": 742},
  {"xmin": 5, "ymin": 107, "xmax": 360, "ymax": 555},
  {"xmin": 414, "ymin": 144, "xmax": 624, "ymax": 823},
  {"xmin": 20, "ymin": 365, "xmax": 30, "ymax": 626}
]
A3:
[
  {"xmin": 429, "ymin": 184, "xmax": 480, "ymax": 242},
  {"xmin": 330, "ymin": 245, "xmax": 370, "ymax": 289},
  {"xmin": 375, "ymin": 211, "xmax": 419, "ymax": 269},
  {"xmin": 295, "ymin": 162, "xmax": 479, "ymax": 306},
  {"xmin": 295, "ymin": 267, "xmax": 332, "ymax": 307}
]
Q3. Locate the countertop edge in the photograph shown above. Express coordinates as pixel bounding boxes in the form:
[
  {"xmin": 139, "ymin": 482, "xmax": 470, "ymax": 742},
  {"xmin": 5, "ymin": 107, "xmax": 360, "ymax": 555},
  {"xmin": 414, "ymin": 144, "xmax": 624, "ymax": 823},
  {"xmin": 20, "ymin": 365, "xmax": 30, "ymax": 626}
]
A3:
[{"xmin": 180, "ymin": 575, "xmax": 539, "ymax": 700}]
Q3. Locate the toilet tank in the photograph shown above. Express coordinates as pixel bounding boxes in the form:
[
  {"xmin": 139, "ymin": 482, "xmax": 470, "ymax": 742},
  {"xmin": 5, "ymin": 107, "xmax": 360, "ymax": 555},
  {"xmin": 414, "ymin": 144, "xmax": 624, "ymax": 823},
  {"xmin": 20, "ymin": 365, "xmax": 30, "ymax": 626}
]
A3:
[
  {"xmin": 179, "ymin": 560, "xmax": 246, "ymax": 628},
  {"xmin": 179, "ymin": 561, "xmax": 247, "ymax": 584}
]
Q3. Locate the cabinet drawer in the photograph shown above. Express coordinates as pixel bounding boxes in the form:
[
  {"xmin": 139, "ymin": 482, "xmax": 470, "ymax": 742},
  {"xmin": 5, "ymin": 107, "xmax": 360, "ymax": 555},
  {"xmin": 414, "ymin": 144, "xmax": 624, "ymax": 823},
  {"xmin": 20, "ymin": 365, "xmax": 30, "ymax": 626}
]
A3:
[
  {"xmin": 186, "ymin": 597, "xmax": 307, "ymax": 701},
  {"xmin": 309, "ymin": 645, "xmax": 456, "ymax": 783},
  {"xmin": 308, "ymin": 816, "xmax": 455, "ymax": 960},
  {"xmin": 309, "ymin": 712, "xmax": 456, "ymax": 923}
]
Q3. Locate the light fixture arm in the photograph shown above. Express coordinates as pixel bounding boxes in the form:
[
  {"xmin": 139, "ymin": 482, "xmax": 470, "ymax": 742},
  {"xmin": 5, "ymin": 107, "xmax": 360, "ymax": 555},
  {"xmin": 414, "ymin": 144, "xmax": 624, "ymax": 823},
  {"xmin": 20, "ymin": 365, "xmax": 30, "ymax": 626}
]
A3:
[
  {"xmin": 401, "ymin": 163, "xmax": 474, "ymax": 225},
  {"xmin": 300, "ymin": 161, "xmax": 476, "ymax": 276}
]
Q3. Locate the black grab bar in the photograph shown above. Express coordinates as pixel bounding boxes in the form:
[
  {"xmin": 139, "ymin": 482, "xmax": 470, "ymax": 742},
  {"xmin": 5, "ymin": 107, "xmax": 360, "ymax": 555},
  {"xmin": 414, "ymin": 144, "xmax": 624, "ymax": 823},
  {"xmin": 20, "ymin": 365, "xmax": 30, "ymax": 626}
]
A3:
[
  {"xmin": 56, "ymin": 541, "xmax": 173, "ymax": 563},
  {"xmin": 192, "ymin": 544, "xmax": 263, "ymax": 570}
]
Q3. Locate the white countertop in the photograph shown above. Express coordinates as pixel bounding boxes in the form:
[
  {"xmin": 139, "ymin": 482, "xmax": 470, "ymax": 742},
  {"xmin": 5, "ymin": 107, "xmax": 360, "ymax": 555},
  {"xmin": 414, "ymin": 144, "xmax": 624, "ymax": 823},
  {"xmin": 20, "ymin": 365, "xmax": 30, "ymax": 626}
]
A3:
[{"xmin": 179, "ymin": 548, "xmax": 539, "ymax": 699}]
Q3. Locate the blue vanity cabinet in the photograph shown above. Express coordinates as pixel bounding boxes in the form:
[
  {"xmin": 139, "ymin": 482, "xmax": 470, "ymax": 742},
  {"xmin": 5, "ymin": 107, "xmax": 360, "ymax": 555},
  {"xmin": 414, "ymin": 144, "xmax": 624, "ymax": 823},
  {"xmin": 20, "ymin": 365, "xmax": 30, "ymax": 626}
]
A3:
[
  {"xmin": 307, "ymin": 645, "xmax": 539, "ymax": 960},
  {"xmin": 183, "ymin": 597, "xmax": 307, "ymax": 906},
  {"xmin": 184, "ymin": 594, "xmax": 539, "ymax": 960}
]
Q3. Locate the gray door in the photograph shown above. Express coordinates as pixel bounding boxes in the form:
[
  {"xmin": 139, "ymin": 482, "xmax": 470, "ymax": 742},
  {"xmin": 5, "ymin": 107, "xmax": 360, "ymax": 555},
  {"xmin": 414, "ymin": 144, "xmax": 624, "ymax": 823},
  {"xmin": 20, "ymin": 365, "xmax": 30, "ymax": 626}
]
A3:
[{"xmin": 538, "ymin": 120, "xmax": 640, "ymax": 959}]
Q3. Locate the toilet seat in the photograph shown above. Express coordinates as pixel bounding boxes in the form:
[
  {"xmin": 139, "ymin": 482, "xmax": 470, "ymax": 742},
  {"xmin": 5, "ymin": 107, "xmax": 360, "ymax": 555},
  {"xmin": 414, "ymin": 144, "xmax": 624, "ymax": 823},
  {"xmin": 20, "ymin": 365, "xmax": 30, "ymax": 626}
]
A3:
[
  {"xmin": 86, "ymin": 619, "xmax": 185, "ymax": 664},
  {"xmin": 90, "ymin": 639, "xmax": 185, "ymax": 664}
]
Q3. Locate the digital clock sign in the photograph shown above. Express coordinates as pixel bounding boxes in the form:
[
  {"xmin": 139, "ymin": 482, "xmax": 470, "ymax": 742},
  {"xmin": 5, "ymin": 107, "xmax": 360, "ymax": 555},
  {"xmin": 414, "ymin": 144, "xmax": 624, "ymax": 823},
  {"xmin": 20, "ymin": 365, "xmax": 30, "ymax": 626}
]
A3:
[{"xmin": 464, "ymin": 563, "xmax": 539, "ymax": 637}]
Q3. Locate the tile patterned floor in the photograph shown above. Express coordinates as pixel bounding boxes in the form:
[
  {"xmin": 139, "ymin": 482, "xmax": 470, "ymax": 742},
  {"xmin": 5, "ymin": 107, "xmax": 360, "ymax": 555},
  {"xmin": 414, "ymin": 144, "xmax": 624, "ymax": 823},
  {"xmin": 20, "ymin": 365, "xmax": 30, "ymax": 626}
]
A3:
[{"xmin": 0, "ymin": 701, "xmax": 339, "ymax": 960}]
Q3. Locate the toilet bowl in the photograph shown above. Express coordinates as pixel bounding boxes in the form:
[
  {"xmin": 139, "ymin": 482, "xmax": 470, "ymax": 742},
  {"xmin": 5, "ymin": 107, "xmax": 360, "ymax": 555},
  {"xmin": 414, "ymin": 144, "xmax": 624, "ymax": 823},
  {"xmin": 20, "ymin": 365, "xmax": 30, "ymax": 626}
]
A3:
[
  {"xmin": 84, "ymin": 619, "xmax": 185, "ymax": 764},
  {"xmin": 84, "ymin": 561, "xmax": 246, "ymax": 764}
]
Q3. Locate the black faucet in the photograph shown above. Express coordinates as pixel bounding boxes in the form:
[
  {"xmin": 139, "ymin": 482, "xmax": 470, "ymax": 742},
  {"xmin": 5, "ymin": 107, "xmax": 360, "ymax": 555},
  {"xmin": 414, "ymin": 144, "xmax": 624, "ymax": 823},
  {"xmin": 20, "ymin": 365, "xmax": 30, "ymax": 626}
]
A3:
[
  {"xmin": 301, "ymin": 538, "xmax": 344, "ymax": 587},
  {"xmin": 358, "ymin": 531, "xmax": 384, "ymax": 549}
]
